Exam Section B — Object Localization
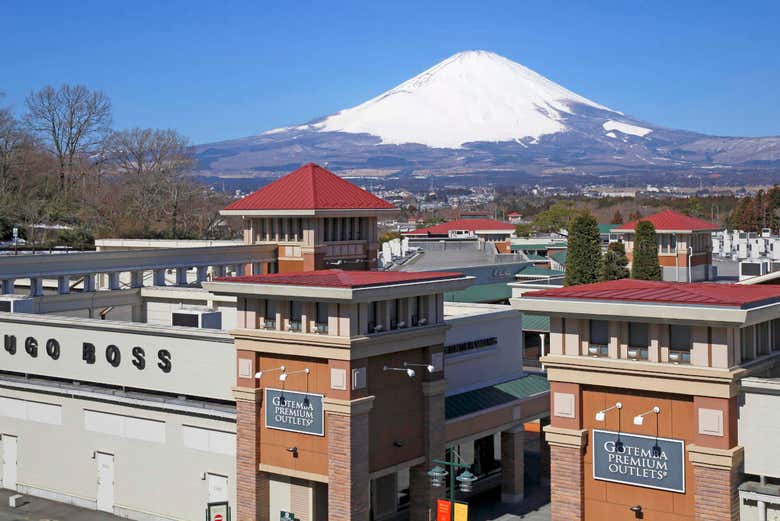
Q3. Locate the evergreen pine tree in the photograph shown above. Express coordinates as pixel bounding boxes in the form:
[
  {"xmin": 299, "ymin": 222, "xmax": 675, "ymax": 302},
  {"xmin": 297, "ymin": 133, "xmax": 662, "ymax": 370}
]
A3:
[
  {"xmin": 564, "ymin": 213, "xmax": 601, "ymax": 286},
  {"xmin": 631, "ymin": 221, "xmax": 662, "ymax": 280},
  {"xmin": 601, "ymin": 241, "xmax": 630, "ymax": 281},
  {"xmin": 610, "ymin": 210, "xmax": 624, "ymax": 225}
]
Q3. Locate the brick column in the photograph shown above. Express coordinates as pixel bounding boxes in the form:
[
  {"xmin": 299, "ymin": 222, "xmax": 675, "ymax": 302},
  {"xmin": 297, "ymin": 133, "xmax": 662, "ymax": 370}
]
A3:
[
  {"xmin": 689, "ymin": 445, "xmax": 743, "ymax": 521},
  {"xmin": 234, "ymin": 386, "xmax": 269, "ymax": 521},
  {"xmin": 323, "ymin": 396, "xmax": 374, "ymax": 521},
  {"xmin": 409, "ymin": 379, "xmax": 447, "ymax": 521},
  {"xmin": 500, "ymin": 426, "xmax": 525, "ymax": 503},
  {"xmin": 543, "ymin": 426, "xmax": 587, "ymax": 521}
]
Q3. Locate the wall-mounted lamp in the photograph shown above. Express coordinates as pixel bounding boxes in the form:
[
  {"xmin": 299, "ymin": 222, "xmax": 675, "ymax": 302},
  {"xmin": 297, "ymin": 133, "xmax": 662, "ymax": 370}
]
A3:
[
  {"xmin": 255, "ymin": 365, "xmax": 285, "ymax": 380},
  {"xmin": 393, "ymin": 440, "xmax": 404, "ymax": 448},
  {"xmin": 595, "ymin": 402, "xmax": 622, "ymax": 422},
  {"xmin": 384, "ymin": 365, "xmax": 415, "ymax": 378},
  {"xmin": 633, "ymin": 406, "xmax": 661, "ymax": 426},
  {"xmin": 279, "ymin": 368, "xmax": 310, "ymax": 382},
  {"xmin": 403, "ymin": 361, "xmax": 435, "ymax": 373},
  {"xmin": 630, "ymin": 505, "xmax": 643, "ymax": 519},
  {"xmin": 286, "ymin": 446, "xmax": 298, "ymax": 457}
]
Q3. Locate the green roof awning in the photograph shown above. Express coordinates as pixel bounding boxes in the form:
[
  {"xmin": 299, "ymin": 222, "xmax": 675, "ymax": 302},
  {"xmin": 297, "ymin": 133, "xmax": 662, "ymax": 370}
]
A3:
[
  {"xmin": 445, "ymin": 374, "xmax": 550, "ymax": 420},
  {"xmin": 551, "ymin": 251, "xmax": 567, "ymax": 266},
  {"xmin": 444, "ymin": 282, "xmax": 512, "ymax": 303},
  {"xmin": 516, "ymin": 266, "xmax": 565, "ymax": 278},
  {"xmin": 522, "ymin": 314, "xmax": 550, "ymax": 332},
  {"xmin": 598, "ymin": 224, "xmax": 618, "ymax": 234},
  {"xmin": 510, "ymin": 242, "xmax": 567, "ymax": 251},
  {"xmin": 524, "ymin": 254, "xmax": 548, "ymax": 261}
]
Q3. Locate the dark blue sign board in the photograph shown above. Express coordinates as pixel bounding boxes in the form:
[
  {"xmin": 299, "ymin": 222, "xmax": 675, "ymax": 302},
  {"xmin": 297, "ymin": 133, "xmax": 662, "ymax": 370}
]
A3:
[
  {"xmin": 265, "ymin": 388, "xmax": 324, "ymax": 436},
  {"xmin": 592, "ymin": 429, "xmax": 685, "ymax": 493}
]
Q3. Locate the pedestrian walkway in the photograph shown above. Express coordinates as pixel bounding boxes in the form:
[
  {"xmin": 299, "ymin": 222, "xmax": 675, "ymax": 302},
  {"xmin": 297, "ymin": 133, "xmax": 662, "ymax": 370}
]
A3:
[{"xmin": 0, "ymin": 490, "xmax": 123, "ymax": 521}]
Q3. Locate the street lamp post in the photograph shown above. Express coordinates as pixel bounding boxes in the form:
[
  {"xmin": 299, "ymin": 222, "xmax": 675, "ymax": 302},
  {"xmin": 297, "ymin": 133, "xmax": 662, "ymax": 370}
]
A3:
[{"xmin": 427, "ymin": 449, "xmax": 477, "ymax": 521}]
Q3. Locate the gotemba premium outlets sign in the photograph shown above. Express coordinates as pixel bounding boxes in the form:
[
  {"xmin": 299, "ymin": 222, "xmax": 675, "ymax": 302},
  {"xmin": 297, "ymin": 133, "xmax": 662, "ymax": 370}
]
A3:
[
  {"xmin": 265, "ymin": 388, "xmax": 324, "ymax": 436},
  {"xmin": 593, "ymin": 429, "xmax": 685, "ymax": 493}
]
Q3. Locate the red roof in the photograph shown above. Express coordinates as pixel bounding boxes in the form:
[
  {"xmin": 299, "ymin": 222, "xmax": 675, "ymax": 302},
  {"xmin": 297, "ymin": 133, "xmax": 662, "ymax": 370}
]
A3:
[
  {"xmin": 405, "ymin": 219, "xmax": 515, "ymax": 236},
  {"xmin": 223, "ymin": 163, "xmax": 396, "ymax": 211},
  {"xmin": 613, "ymin": 210, "xmax": 719, "ymax": 232},
  {"xmin": 523, "ymin": 279, "xmax": 780, "ymax": 308},
  {"xmin": 214, "ymin": 269, "xmax": 465, "ymax": 289}
]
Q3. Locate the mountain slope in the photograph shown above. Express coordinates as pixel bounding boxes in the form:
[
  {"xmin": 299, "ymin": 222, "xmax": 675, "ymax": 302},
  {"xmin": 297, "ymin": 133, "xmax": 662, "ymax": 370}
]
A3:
[{"xmin": 195, "ymin": 51, "xmax": 780, "ymax": 178}]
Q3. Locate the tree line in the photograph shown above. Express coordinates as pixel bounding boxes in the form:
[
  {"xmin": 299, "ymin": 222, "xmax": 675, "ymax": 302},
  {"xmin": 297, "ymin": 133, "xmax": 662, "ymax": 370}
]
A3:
[
  {"xmin": 727, "ymin": 186, "xmax": 780, "ymax": 233},
  {"xmin": 0, "ymin": 85, "xmax": 236, "ymax": 248}
]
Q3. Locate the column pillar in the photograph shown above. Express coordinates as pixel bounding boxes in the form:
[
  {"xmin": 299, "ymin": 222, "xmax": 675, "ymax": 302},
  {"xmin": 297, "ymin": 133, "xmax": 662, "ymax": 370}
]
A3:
[
  {"xmin": 539, "ymin": 416, "xmax": 551, "ymax": 482},
  {"xmin": 29, "ymin": 277, "xmax": 43, "ymax": 297},
  {"xmin": 57, "ymin": 276, "xmax": 71, "ymax": 294},
  {"xmin": 196, "ymin": 266, "xmax": 209, "ymax": 283},
  {"xmin": 688, "ymin": 445, "xmax": 743, "ymax": 521},
  {"xmin": 501, "ymin": 425, "xmax": 525, "ymax": 503},
  {"xmin": 323, "ymin": 396, "xmax": 374, "ymax": 521},
  {"xmin": 234, "ymin": 386, "xmax": 270, "ymax": 521},
  {"xmin": 409, "ymin": 378, "xmax": 447, "ymax": 521},
  {"xmin": 212, "ymin": 265, "xmax": 226, "ymax": 278},
  {"xmin": 543, "ymin": 426, "xmax": 587, "ymax": 521},
  {"xmin": 175, "ymin": 267, "xmax": 189, "ymax": 286},
  {"xmin": 234, "ymin": 264, "xmax": 246, "ymax": 276},
  {"xmin": 107, "ymin": 272, "xmax": 121, "ymax": 290},
  {"xmin": 130, "ymin": 270, "xmax": 144, "ymax": 288},
  {"xmin": 82, "ymin": 273, "xmax": 96, "ymax": 292},
  {"xmin": 153, "ymin": 269, "xmax": 166, "ymax": 286},
  {"xmin": 1, "ymin": 279, "xmax": 14, "ymax": 294}
]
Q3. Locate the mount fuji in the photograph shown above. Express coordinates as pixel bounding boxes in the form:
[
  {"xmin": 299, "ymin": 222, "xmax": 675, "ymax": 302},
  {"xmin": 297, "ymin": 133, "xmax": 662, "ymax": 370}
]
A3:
[{"xmin": 195, "ymin": 51, "xmax": 780, "ymax": 181}]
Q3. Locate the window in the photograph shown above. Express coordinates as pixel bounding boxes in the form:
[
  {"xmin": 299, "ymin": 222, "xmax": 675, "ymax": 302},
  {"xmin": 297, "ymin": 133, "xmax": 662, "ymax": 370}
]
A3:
[
  {"xmin": 389, "ymin": 299, "xmax": 399, "ymax": 329},
  {"xmin": 589, "ymin": 320, "xmax": 609, "ymax": 357},
  {"xmin": 741, "ymin": 326, "xmax": 755, "ymax": 361},
  {"xmin": 264, "ymin": 300, "xmax": 276, "ymax": 329},
  {"xmin": 288, "ymin": 301, "xmax": 302, "ymax": 331},
  {"xmin": 773, "ymin": 319, "xmax": 780, "ymax": 351},
  {"xmin": 757, "ymin": 322, "xmax": 770, "ymax": 356},
  {"xmin": 628, "ymin": 323, "xmax": 649, "ymax": 360},
  {"xmin": 315, "ymin": 302, "xmax": 329, "ymax": 333},
  {"xmin": 669, "ymin": 325, "xmax": 691, "ymax": 364},
  {"xmin": 368, "ymin": 301, "xmax": 379, "ymax": 332}
]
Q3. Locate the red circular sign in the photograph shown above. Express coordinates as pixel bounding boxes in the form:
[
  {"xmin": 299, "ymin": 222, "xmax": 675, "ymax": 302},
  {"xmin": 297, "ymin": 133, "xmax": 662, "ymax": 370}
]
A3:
[{"xmin": 214, "ymin": 515, "xmax": 223, "ymax": 521}]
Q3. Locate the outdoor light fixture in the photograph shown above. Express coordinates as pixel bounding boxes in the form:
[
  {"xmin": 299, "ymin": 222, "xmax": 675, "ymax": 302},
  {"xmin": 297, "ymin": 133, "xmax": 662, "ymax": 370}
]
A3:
[
  {"xmin": 633, "ymin": 406, "xmax": 661, "ymax": 426},
  {"xmin": 286, "ymin": 446, "xmax": 298, "ymax": 457},
  {"xmin": 427, "ymin": 465, "xmax": 448, "ymax": 487},
  {"xmin": 255, "ymin": 365, "xmax": 285, "ymax": 380},
  {"xmin": 403, "ymin": 361, "xmax": 435, "ymax": 373},
  {"xmin": 384, "ymin": 365, "xmax": 416, "ymax": 378},
  {"xmin": 279, "ymin": 368, "xmax": 310, "ymax": 382},
  {"xmin": 595, "ymin": 401, "xmax": 622, "ymax": 422},
  {"xmin": 456, "ymin": 470, "xmax": 478, "ymax": 493}
]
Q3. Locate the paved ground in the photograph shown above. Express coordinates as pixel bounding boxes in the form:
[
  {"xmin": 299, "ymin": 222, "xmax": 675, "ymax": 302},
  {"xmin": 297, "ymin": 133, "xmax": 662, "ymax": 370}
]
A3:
[{"xmin": 0, "ymin": 491, "xmax": 122, "ymax": 521}]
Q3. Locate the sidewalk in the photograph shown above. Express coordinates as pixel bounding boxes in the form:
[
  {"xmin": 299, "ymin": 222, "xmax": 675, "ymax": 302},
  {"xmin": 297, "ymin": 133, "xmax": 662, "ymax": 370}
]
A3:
[{"xmin": 0, "ymin": 490, "xmax": 123, "ymax": 521}]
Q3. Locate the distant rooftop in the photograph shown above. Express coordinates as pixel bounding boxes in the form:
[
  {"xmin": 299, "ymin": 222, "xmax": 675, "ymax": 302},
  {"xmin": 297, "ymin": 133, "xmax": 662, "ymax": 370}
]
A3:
[
  {"xmin": 613, "ymin": 210, "xmax": 719, "ymax": 233},
  {"xmin": 523, "ymin": 279, "xmax": 780, "ymax": 308},
  {"xmin": 405, "ymin": 218, "xmax": 515, "ymax": 236},
  {"xmin": 214, "ymin": 269, "xmax": 466, "ymax": 289},
  {"xmin": 222, "ymin": 163, "xmax": 396, "ymax": 213}
]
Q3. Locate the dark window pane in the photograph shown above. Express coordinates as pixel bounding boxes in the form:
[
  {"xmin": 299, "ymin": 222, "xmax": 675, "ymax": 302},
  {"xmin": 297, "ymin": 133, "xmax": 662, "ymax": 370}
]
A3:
[
  {"xmin": 590, "ymin": 320, "xmax": 609, "ymax": 345},
  {"xmin": 629, "ymin": 323, "xmax": 649, "ymax": 348},
  {"xmin": 670, "ymin": 325, "xmax": 691, "ymax": 351}
]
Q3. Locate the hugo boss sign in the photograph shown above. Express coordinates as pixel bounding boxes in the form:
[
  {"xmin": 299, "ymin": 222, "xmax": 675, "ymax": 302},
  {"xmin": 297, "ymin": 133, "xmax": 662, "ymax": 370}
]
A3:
[{"xmin": 3, "ymin": 334, "xmax": 172, "ymax": 373}]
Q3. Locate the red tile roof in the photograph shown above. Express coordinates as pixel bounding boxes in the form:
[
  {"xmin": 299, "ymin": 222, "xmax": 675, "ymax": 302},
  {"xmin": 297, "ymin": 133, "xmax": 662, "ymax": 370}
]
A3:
[
  {"xmin": 214, "ymin": 269, "xmax": 465, "ymax": 289},
  {"xmin": 223, "ymin": 163, "xmax": 396, "ymax": 211},
  {"xmin": 613, "ymin": 210, "xmax": 719, "ymax": 232},
  {"xmin": 522, "ymin": 279, "xmax": 780, "ymax": 308},
  {"xmin": 405, "ymin": 219, "xmax": 515, "ymax": 236}
]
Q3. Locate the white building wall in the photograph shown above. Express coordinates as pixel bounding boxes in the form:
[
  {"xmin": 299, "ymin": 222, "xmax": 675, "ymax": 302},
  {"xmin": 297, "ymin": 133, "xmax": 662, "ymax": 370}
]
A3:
[
  {"xmin": 739, "ymin": 380, "xmax": 780, "ymax": 479},
  {"xmin": 442, "ymin": 303, "xmax": 524, "ymax": 394},
  {"xmin": 0, "ymin": 385, "xmax": 236, "ymax": 521}
]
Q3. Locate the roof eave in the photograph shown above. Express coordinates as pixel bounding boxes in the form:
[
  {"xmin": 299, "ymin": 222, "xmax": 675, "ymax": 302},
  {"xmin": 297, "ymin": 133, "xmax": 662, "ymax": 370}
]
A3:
[{"xmin": 221, "ymin": 208, "xmax": 398, "ymax": 217}]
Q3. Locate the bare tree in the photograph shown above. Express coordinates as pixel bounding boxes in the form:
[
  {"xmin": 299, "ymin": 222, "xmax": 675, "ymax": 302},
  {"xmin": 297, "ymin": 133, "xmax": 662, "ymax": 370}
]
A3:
[
  {"xmin": 105, "ymin": 128, "xmax": 195, "ymax": 237},
  {"xmin": 24, "ymin": 84, "xmax": 112, "ymax": 189}
]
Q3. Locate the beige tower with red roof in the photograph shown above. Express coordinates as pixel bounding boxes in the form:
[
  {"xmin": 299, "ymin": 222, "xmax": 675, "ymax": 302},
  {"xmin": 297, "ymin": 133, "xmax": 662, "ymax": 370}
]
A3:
[
  {"xmin": 222, "ymin": 163, "xmax": 397, "ymax": 273},
  {"xmin": 614, "ymin": 210, "xmax": 720, "ymax": 282}
]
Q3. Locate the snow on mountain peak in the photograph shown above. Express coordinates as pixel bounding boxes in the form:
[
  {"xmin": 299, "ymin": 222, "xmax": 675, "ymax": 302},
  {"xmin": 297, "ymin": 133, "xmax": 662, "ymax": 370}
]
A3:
[{"xmin": 312, "ymin": 50, "xmax": 617, "ymax": 148}]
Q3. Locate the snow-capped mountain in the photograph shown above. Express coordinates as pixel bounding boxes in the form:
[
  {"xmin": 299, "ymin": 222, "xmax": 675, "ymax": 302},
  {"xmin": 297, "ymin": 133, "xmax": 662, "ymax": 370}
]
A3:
[{"xmin": 195, "ymin": 51, "xmax": 780, "ymax": 179}]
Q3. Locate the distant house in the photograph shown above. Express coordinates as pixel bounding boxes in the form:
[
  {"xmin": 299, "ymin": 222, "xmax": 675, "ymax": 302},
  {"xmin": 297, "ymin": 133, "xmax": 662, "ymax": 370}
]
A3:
[
  {"xmin": 507, "ymin": 212, "xmax": 524, "ymax": 224},
  {"xmin": 613, "ymin": 210, "xmax": 719, "ymax": 282},
  {"xmin": 404, "ymin": 218, "xmax": 516, "ymax": 241}
]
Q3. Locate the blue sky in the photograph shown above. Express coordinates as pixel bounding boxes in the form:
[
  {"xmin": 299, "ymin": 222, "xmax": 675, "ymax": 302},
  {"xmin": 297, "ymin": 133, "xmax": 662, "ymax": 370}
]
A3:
[{"xmin": 2, "ymin": 0, "xmax": 778, "ymax": 144}]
